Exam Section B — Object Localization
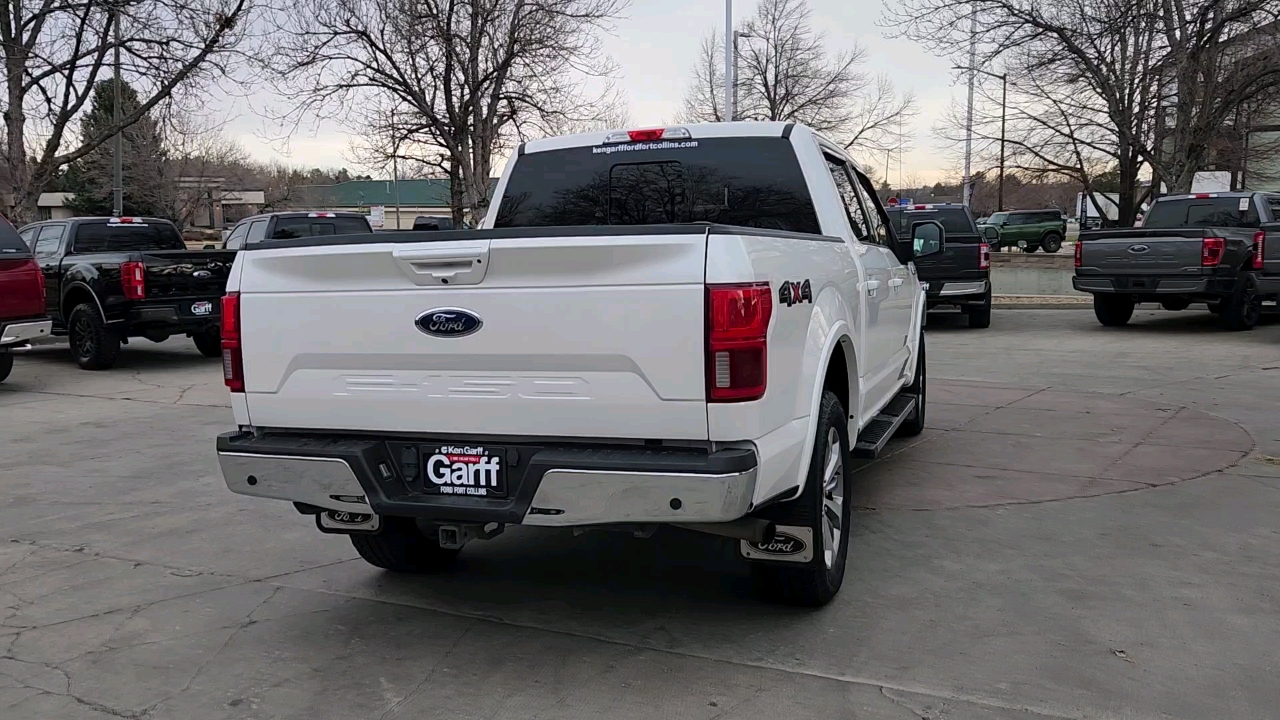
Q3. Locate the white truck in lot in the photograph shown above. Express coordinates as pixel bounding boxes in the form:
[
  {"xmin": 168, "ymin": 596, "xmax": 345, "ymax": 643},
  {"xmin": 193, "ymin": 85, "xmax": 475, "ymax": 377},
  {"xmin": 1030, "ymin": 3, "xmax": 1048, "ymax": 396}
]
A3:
[{"xmin": 215, "ymin": 122, "xmax": 945, "ymax": 606}]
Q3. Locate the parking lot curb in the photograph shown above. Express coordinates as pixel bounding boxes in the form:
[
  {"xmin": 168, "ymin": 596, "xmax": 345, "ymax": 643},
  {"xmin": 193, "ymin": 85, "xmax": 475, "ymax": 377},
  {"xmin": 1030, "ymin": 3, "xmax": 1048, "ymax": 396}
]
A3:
[{"xmin": 992, "ymin": 295, "xmax": 1092, "ymax": 310}]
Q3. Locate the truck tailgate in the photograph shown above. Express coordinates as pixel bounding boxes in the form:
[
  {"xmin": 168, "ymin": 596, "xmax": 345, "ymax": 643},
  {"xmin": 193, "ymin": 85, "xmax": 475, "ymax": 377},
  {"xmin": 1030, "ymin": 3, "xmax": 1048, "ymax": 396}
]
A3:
[
  {"xmin": 914, "ymin": 242, "xmax": 982, "ymax": 278},
  {"xmin": 143, "ymin": 250, "xmax": 237, "ymax": 297},
  {"xmin": 1078, "ymin": 229, "xmax": 1206, "ymax": 275},
  {"xmin": 237, "ymin": 232, "xmax": 710, "ymax": 439}
]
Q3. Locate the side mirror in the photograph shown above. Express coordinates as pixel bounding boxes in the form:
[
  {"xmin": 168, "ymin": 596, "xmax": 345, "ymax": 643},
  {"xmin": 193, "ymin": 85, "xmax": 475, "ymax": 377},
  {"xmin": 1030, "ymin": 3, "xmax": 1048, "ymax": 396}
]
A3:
[
  {"xmin": 982, "ymin": 225, "xmax": 1000, "ymax": 242},
  {"xmin": 910, "ymin": 220, "xmax": 945, "ymax": 259}
]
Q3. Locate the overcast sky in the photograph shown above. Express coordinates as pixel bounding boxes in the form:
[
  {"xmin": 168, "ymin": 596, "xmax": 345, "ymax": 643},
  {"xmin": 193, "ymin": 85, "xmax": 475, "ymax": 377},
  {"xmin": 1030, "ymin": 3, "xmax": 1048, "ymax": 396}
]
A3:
[{"xmin": 226, "ymin": 0, "xmax": 965, "ymax": 183}]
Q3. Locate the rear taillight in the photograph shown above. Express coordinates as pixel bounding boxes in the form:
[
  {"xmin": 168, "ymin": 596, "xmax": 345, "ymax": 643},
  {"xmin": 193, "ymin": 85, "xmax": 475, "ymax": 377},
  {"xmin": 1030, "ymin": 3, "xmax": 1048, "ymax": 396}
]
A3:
[
  {"xmin": 120, "ymin": 261, "xmax": 145, "ymax": 300},
  {"xmin": 1253, "ymin": 231, "xmax": 1265, "ymax": 270},
  {"xmin": 706, "ymin": 283, "xmax": 772, "ymax": 402},
  {"xmin": 979, "ymin": 242, "xmax": 991, "ymax": 270},
  {"xmin": 1202, "ymin": 237, "xmax": 1225, "ymax": 268},
  {"xmin": 1074, "ymin": 237, "xmax": 1083, "ymax": 268},
  {"xmin": 221, "ymin": 292, "xmax": 243, "ymax": 392}
]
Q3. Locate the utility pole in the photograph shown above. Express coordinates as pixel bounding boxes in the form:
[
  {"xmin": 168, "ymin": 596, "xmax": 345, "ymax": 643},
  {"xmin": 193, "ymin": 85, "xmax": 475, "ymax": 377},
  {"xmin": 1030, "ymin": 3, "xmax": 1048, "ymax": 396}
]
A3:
[
  {"xmin": 962, "ymin": 10, "xmax": 976, "ymax": 207},
  {"xmin": 112, "ymin": 2, "xmax": 123, "ymax": 217},
  {"xmin": 724, "ymin": 0, "xmax": 734, "ymax": 122},
  {"xmin": 391, "ymin": 109, "xmax": 401, "ymax": 229},
  {"xmin": 997, "ymin": 72, "xmax": 1006, "ymax": 211}
]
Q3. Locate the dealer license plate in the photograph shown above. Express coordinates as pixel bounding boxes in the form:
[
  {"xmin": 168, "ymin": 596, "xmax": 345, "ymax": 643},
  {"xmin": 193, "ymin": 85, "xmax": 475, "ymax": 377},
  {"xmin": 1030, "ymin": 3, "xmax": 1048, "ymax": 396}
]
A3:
[
  {"xmin": 421, "ymin": 444, "xmax": 506, "ymax": 497},
  {"xmin": 191, "ymin": 301, "xmax": 214, "ymax": 316}
]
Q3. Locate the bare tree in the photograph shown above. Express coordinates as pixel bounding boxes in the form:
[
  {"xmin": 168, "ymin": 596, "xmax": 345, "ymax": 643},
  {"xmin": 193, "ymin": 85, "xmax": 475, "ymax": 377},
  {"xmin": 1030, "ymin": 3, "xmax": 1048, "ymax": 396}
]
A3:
[
  {"xmin": 888, "ymin": 0, "xmax": 1280, "ymax": 226},
  {"xmin": 679, "ymin": 0, "xmax": 916, "ymax": 160},
  {"xmin": 266, "ymin": 0, "xmax": 627, "ymax": 224},
  {"xmin": 0, "ymin": 0, "xmax": 252, "ymax": 221}
]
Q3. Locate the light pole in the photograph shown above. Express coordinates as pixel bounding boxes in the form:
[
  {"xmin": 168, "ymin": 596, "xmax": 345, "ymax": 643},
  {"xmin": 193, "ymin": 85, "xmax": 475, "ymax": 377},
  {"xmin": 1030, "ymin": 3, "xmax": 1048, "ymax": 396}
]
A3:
[
  {"xmin": 955, "ymin": 65, "xmax": 1008, "ymax": 212},
  {"xmin": 733, "ymin": 30, "xmax": 757, "ymax": 122},
  {"xmin": 724, "ymin": 0, "xmax": 733, "ymax": 122},
  {"xmin": 111, "ymin": 0, "xmax": 124, "ymax": 217},
  {"xmin": 962, "ymin": 11, "xmax": 976, "ymax": 207}
]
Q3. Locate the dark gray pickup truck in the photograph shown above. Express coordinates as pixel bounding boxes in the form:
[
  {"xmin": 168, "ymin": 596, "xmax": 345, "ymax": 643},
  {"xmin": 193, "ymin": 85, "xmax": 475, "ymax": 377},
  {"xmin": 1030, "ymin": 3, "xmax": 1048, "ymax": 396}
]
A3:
[{"xmin": 1074, "ymin": 192, "xmax": 1280, "ymax": 330}]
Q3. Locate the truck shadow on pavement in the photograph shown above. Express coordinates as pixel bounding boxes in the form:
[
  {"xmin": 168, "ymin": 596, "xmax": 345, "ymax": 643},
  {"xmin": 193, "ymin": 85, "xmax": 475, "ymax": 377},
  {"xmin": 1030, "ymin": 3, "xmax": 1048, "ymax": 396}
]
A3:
[{"xmin": 18, "ymin": 337, "xmax": 220, "ymax": 371}]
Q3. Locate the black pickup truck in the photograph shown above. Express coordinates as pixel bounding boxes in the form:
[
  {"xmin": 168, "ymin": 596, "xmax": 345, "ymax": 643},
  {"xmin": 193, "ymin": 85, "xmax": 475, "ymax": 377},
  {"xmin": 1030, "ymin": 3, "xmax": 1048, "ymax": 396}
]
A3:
[
  {"xmin": 1074, "ymin": 192, "xmax": 1280, "ymax": 330},
  {"xmin": 19, "ymin": 217, "xmax": 236, "ymax": 369},
  {"xmin": 887, "ymin": 204, "xmax": 992, "ymax": 328}
]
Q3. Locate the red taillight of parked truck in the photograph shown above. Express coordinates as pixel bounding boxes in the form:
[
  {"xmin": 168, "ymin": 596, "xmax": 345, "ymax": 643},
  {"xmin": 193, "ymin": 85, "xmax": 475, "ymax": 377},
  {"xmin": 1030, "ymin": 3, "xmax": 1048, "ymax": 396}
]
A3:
[
  {"xmin": 979, "ymin": 242, "xmax": 991, "ymax": 270},
  {"xmin": 706, "ymin": 283, "xmax": 772, "ymax": 402},
  {"xmin": 221, "ymin": 292, "xmax": 243, "ymax": 392},
  {"xmin": 1252, "ymin": 231, "xmax": 1265, "ymax": 270},
  {"xmin": 1202, "ymin": 237, "xmax": 1225, "ymax": 268},
  {"xmin": 120, "ymin": 261, "xmax": 145, "ymax": 300}
]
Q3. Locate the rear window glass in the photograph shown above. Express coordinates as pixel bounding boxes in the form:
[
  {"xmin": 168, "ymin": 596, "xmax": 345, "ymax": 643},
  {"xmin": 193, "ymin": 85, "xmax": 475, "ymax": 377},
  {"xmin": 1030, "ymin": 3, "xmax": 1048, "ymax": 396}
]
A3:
[
  {"xmin": 886, "ymin": 208, "xmax": 978, "ymax": 240},
  {"xmin": 0, "ymin": 216, "xmax": 29, "ymax": 256},
  {"xmin": 1144, "ymin": 198, "xmax": 1259, "ymax": 229},
  {"xmin": 494, "ymin": 137, "xmax": 821, "ymax": 234},
  {"xmin": 73, "ymin": 221, "xmax": 185, "ymax": 253},
  {"xmin": 270, "ymin": 216, "xmax": 372, "ymax": 240}
]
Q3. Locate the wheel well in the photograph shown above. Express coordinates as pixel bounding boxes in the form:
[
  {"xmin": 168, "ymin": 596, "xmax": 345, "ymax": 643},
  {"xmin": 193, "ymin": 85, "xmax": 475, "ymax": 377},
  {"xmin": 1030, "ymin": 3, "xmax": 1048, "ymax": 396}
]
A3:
[
  {"xmin": 822, "ymin": 342, "xmax": 851, "ymax": 418},
  {"xmin": 61, "ymin": 287, "xmax": 98, "ymax": 320}
]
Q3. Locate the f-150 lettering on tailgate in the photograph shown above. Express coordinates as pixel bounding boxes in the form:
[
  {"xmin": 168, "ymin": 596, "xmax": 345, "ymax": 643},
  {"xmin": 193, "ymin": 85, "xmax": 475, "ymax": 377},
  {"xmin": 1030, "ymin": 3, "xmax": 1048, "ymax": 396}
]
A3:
[{"xmin": 341, "ymin": 373, "xmax": 591, "ymax": 400}]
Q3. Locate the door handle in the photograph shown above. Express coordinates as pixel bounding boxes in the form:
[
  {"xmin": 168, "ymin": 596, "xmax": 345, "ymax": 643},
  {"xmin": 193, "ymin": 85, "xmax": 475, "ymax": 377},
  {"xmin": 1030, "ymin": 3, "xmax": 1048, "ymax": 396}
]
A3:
[
  {"xmin": 889, "ymin": 278, "xmax": 904, "ymax": 289},
  {"xmin": 865, "ymin": 280, "xmax": 881, "ymax": 297}
]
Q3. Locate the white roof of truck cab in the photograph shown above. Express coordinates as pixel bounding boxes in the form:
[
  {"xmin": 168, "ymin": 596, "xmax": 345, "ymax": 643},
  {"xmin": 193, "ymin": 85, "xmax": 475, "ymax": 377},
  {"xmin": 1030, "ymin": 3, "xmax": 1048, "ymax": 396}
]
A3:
[
  {"xmin": 523, "ymin": 121, "xmax": 795, "ymax": 154},
  {"xmin": 520, "ymin": 121, "xmax": 869, "ymax": 177}
]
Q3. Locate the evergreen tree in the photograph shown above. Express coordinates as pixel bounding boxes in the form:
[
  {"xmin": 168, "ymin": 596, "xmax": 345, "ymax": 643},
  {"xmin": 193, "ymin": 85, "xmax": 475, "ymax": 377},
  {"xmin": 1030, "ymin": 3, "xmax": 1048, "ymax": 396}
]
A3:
[{"xmin": 65, "ymin": 80, "xmax": 170, "ymax": 218}]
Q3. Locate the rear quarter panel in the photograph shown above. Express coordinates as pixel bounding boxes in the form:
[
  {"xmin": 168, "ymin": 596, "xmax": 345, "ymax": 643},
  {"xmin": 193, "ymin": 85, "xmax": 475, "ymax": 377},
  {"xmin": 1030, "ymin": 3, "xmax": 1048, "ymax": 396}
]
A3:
[{"xmin": 705, "ymin": 231, "xmax": 859, "ymax": 505}]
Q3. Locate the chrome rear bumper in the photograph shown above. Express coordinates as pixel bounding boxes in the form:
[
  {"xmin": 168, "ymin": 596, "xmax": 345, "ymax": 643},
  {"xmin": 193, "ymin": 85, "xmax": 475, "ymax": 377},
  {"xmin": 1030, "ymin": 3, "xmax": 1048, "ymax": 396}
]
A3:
[
  {"xmin": 0, "ymin": 319, "xmax": 51, "ymax": 346},
  {"xmin": 218, "ymin": 452, "xmax": 372, "ymax": 513},
  {"xmin": 521, "ymin": 467, "xmax": 757, "ymax": 526}
]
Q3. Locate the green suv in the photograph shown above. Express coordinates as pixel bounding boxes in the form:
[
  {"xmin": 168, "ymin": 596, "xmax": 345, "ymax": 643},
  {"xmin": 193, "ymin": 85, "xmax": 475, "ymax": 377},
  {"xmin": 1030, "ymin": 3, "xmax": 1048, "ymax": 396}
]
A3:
[{"xmin": 979, "ymin": 209, "xmax": 1067, "ymax": 253}]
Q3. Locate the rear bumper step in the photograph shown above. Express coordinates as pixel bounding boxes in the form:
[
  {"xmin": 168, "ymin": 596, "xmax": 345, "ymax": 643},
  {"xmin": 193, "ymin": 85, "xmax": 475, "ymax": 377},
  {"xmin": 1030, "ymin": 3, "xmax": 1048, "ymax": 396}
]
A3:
[
  {"xmin": 216, "ymin": 431, "xmax": 757, "ymax": 526},
  {"xmin": 853, "ymin": 393, "xmax": 918, "ymax": 459}
]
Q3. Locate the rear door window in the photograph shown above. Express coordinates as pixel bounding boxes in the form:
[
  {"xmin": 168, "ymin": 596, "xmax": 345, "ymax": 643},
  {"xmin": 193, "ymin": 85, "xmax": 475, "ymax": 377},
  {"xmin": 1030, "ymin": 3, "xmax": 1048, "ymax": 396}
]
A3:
[
  {"xmin": 1144, "ymin": 197, "xmax": 1259, "ymax": 228},
  {"xmin": 224, "ymin": 223, "xmax": 249, "ymax": 250},
  {"xmin": 33, "ymin": 225, "xmax": 65, "ymax": 257},
  {"xmin": 72, "ymin": 221, "xmax": 185, "ymax": 253},
  {"xmin": 494, "ymin": 137, "xmax": 822, "ymax": 234},
  {"xmin": 824, "ymin": 156, "xmax": 870, "ymax": 241}
]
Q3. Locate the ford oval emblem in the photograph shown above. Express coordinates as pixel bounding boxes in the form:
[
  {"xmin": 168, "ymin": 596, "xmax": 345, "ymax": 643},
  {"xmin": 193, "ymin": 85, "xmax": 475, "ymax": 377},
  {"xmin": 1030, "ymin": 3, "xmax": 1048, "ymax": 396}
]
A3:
[
  {"xmin": 192, "ymin": 270, "xmax": 213, "ymax": 279},
  {"xmin": 747, "ymin": 531, "xmax": 807, "ymax": 557},
  {"xmin": 1128, "ymin": 244, "xmax": 1150, "ymax": 254},
  {"xmin": 415, "ymin": 308, "xmax": 483, "ymax": 338}
]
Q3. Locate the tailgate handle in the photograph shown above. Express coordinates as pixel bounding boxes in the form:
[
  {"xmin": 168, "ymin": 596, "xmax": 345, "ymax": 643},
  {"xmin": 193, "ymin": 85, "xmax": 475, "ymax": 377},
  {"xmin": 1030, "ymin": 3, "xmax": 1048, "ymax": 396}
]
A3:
[{"xmin": 393, "ymin": 246, "xmax": 487, "ymax": 282}]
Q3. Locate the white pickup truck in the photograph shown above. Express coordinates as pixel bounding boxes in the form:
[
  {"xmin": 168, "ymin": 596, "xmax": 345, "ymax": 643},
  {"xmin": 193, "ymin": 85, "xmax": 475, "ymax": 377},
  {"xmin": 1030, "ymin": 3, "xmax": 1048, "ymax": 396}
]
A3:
[{"xmin": 215, "ymin": 122, "xmax": 945, "ymax": 606}]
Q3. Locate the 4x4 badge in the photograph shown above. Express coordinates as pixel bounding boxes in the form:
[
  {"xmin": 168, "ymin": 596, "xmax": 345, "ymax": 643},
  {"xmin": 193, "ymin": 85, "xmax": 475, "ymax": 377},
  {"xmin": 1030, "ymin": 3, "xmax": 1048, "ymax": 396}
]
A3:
[{"xmin": 778, "ymin": 279, "xmax": 812, "ymax": 307}]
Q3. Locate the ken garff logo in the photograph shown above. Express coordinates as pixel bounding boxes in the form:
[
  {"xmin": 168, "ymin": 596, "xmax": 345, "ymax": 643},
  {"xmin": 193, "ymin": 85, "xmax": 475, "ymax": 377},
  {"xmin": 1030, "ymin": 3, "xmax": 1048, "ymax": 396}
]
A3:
[
  {"xmin": 1128, "ymin": 244, "xmax": 1150, "ymax": 254},
  {"xmin": 416, "ymin": 308, "xmax": 483, "ymax": 338}
]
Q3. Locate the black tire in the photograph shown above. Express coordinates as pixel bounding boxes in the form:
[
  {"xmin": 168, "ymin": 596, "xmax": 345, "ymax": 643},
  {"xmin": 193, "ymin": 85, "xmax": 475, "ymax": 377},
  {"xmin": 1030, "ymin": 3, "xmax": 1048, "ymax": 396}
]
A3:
[
  {"xmin": 0, "ymin": 353, "xmax": 12, "ymax": 383},
  {"xmin": 968, "ymin": 293, "xmax": 992, "ymax": 329},
  {"xmin": 192, "ymin": 328, "xmax": 222, "ymax": 358},
  {"xmin": 350, "ymin": 517, "xmax": 460, "ymax": 572},
  {"xmin": 1093, "ymin": 295, "xmax": 1134, "ymax": 327},
  {"xmin": 752, "ymin": 391, "xmax": 852, "ymax": 607},
  {"xmin": 1040, "ymin": 233, "xmax": 1063, "ymax": 253},
  {"xmin": 68, "ymin": 303, "xmax": 120, "ymax": 370},
  {"xmin": 1160, "ymin": 298, "xmax": 1191, "ymax": 312},
  {"xmin": 895, "ymin": 335, "xmax": 926, "ymax": 438},
  {"xmin": 1219, "ymin": 274, "xmax": 1261, "ymax": 332}
]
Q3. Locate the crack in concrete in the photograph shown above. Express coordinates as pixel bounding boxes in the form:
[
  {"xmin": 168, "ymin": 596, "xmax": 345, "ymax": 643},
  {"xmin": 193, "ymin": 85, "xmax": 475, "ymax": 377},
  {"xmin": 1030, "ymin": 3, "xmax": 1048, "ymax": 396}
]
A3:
[
  {"xmin": 0, "ymin": 656, "xmax": 157, "ymax": 719},
  {"xmin": 375, "ymin": 618, "xmax": 479, "ymax": 720}
]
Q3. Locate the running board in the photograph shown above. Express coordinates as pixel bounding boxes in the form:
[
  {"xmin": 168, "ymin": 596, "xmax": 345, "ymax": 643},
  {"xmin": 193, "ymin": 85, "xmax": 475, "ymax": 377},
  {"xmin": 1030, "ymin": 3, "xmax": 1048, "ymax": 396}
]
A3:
[{"xmin": 853, "ymin": 393, "xmax": 918, "ymax": 459}]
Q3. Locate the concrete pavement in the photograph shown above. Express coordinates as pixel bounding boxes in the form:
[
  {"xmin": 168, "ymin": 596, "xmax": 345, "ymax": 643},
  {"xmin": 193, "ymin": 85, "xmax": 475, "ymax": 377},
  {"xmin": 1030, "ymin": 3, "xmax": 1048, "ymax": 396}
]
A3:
[{"xmin": 1, "ymin": 306, "xmax": 1279, "ymax": 719}]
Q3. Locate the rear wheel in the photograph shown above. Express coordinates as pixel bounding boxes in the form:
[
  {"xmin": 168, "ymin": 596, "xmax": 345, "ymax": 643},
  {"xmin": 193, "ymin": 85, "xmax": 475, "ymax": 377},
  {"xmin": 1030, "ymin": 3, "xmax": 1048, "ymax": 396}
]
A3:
[
  {"xmin": 1041, "ymin": 232, "xmax": 1063, "ymax": 253},
  {"xmin": 0, "ymin": 353, "xmax": 12, "ymax": 383},
  {"xmin": 1093, "ymin": 295, "xmax": 1135, "ymax": 327},
  {"xmin": 68, "ymin": 303, "xmax": 120, "ymax": 370},
  {"xmin": 967, "ymin": 293, "xmax": 992, "ymax": 328},
  {"xmin": 350, "ymin": 517, "xmax": 460, "ymax": 572},
  {"xmin": 752, "ymin": 391, "xmax": 852, "ymax": 607},
  {"xmin": 192, "ymin": 328, "xmax": 222, "ymax": 358},
  {"xmin": 1219, "ymin": 274, "xmax": 1261, "ymax": 331}
]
